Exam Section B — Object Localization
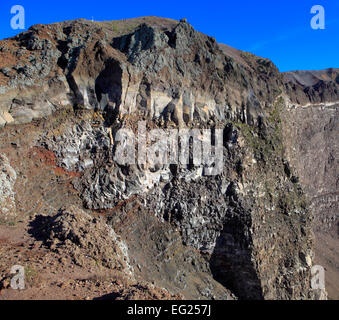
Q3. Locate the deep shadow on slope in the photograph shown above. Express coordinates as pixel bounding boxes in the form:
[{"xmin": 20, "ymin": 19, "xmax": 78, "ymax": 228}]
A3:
[{"xmin": 210, "ymin": 219, "xmax": 263, "ymax": 300}]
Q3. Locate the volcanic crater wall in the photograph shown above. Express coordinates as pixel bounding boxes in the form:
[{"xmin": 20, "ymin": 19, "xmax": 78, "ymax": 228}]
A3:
[{"xmin": 0, "ymin": 17, "xmax": 336, "ymax": 299}]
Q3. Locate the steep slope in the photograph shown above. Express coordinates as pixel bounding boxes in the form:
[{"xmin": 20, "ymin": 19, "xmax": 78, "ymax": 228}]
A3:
[
  {"xmin": 281, "ymin": 69, "xmax": 339, "ymax": 299},
  {"xmin": 0, "ymin": 17, "xmax": 335, "ymax": 300}
]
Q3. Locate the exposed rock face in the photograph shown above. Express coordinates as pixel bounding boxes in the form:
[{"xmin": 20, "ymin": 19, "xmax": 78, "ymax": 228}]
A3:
[
  {"xmin": 0, "ymin": 17, "xmax": 337, "ymax": 299},
  {"xmin": 0, "ymin": 154, "xmax": 17, "ymax": 221},
  {"xmin": 0, "ymin": 18, "xmax": 282, "ymax": 127},
  {"xmin": 280, "ymin": 70, "xmax": 339, "ymax": 299},
  {"xmin": 281, "ymin": 98, "xmax": 338, "ymax": 234},
  {"xmin": 284, "ymin": 69, "xmax": 339, "ymax": 105}
]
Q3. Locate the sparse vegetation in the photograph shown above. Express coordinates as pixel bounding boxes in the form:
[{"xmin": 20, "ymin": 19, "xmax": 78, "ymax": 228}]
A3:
[
  {"xmin": 0, "ymin": 218, "xmax": 17, "ymax": 226},
  {"xmin": 233, "ymin": 118, "xmax": 283, "ymax": 162},
  {"xmin": 24, "ymin": 266, "xmax": 41, "ymax": 287}
]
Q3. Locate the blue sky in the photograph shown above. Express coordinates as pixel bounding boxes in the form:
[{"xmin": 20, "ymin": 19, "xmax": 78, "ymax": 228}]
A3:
[{"xmin": 0, "ymin": 0, "xmax": 338, "ymax": 72}]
